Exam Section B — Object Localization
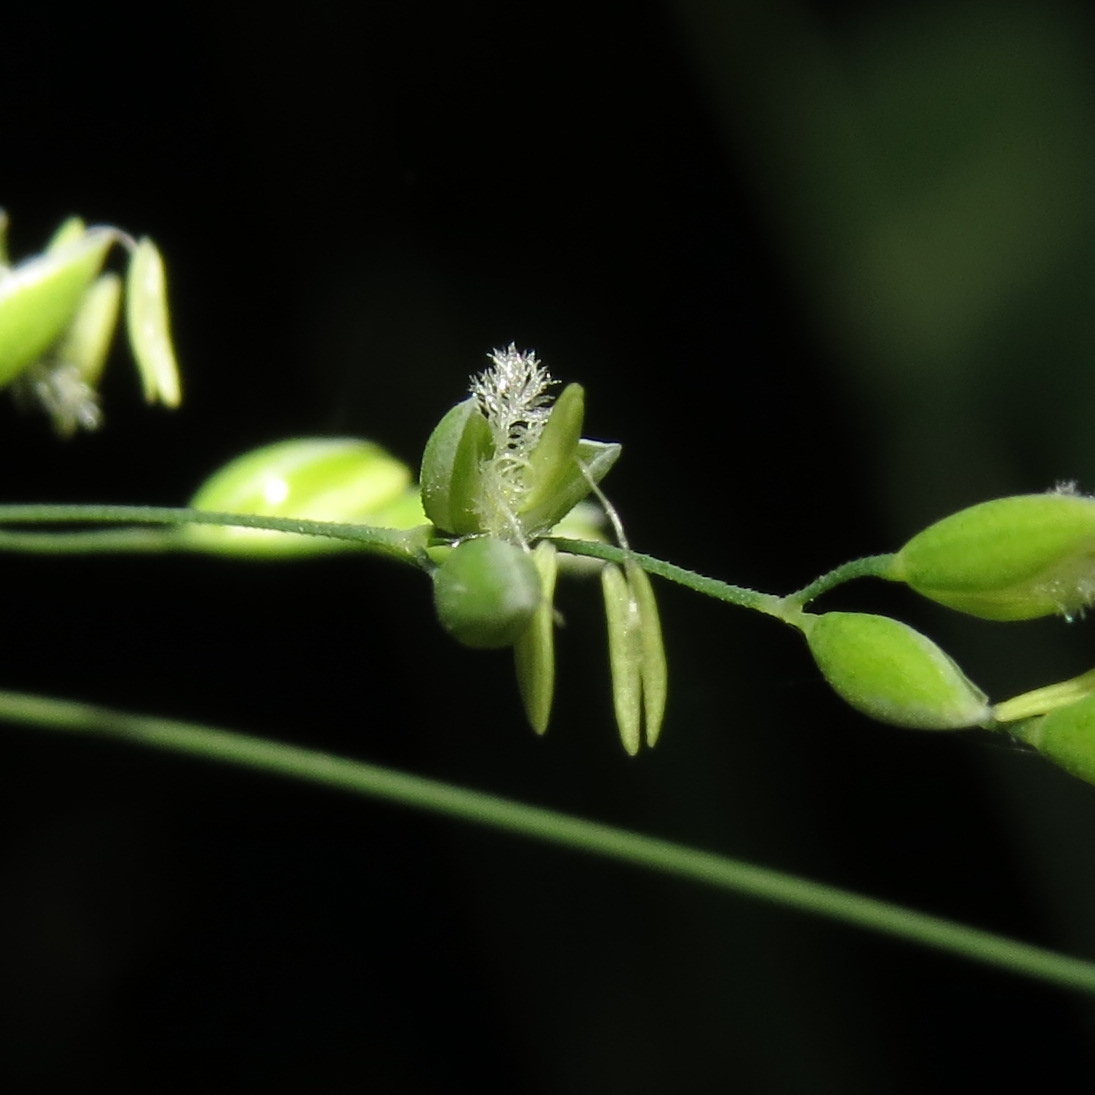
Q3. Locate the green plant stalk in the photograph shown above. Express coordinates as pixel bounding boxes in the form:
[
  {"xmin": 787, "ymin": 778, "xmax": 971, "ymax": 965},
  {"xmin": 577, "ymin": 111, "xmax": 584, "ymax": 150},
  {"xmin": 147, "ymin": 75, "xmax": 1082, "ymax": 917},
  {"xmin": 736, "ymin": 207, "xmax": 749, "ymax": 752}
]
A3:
[
  {"xmin": 551, "ymin": 538, "xmax": 787, "ymax": 619},
  {"xmin": 785, "ymin": 554, "xmax": 899, "ymax": 608},
  {"xmin": 0, "ymin": 504, "xmax": 432, "ymax": 566},
  {"xmin": 4, "ymin": 685, "xmax": 1095, "ymax": 996},
  {"xmin": 0, "ymin": 506, "xmax": 894, "ymax": 624},
  {"xmin": 0, "ymin": 527, "xmax": 179, "ymax": 553}
]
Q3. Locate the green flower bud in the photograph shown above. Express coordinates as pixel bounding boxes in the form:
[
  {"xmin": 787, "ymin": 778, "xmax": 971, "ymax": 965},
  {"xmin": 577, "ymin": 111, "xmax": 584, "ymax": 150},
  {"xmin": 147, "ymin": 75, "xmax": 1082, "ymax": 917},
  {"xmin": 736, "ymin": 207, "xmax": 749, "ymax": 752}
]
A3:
[
  {"xmin": 433, "ymin": 537, "xmax": 542, "ymax": 649},
  {"xmin": 890, "ymin": 493, "xmax": 1095, "ymax": 621},
  {"xmin": 803, "ymin": 611, "xmax": 990, "ymax": 730},
  {"xmin": 1012, "ymin": 694, "xmax": 1095, "ymax": 786},
  {"xmin": 189, "ymin": 437, "xmax": 413, "ymax": 556}
]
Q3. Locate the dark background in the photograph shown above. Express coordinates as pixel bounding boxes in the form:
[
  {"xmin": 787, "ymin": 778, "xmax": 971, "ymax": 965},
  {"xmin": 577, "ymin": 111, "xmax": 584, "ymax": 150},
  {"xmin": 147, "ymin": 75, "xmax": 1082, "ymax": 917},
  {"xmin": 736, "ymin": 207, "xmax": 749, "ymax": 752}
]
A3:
[{"xmin": 4, "ymin": 1, "xmax": 1095, "ymax": 1090}]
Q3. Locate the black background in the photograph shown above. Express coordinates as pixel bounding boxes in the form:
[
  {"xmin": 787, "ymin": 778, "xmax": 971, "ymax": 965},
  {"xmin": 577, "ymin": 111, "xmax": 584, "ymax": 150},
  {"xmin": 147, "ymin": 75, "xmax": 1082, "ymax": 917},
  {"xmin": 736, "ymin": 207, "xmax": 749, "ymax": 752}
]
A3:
[{"xmin": 3, "ymin": 2, "xmax": 1095, "ymax": 1091}]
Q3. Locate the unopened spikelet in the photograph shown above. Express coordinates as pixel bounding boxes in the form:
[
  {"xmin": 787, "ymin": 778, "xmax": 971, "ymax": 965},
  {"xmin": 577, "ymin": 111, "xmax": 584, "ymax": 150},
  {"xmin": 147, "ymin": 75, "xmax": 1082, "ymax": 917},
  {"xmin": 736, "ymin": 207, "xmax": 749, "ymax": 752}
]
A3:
[
  {"xmin": 188, "ymin": 437, "xmax": 420, "ymax": 556},
  {"xmin": 888, "ymin": 492, "xmax": 1095, "ymax": 621},
  {"xmin": 803, "ymin": 611, "xmax": 990, "ymax": 730}
]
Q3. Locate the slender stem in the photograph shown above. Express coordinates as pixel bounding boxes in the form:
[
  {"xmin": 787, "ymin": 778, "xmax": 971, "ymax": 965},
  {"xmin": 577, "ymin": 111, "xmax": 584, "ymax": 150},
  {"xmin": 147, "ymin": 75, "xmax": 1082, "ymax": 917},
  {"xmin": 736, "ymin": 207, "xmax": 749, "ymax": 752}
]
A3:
[
  {"xmin": 0, "ymin": 507, "xmax": 887, "ymax": 626},
  {"xmin": 0, "ymin": 504, "xmax": 433, "ymax": 568},
  {"xmin": 786, "ymin": 554, "xmax": 898, "ymax": 608},
  {"xmin": 5, "ymin": 685, "xmax": 1095, "ymax": 996},
  {"xmin": 0, "ymin": 527, "xmax": 180, "ymax": 553},
  {"xmin": 552, "ymin": 538, "xmax": 787, "ymax": 619}
]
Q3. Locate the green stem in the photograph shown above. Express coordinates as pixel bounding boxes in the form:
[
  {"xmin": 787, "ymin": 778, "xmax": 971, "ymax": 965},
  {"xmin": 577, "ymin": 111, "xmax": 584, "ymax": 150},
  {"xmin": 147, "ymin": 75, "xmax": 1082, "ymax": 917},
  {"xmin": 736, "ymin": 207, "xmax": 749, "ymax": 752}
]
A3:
[
  {"xmin": 0, "ymin": 504, "xmax": 433, "ymax": 568},
  {"xmin": 552, "ymin": 538, "xmax": 786, "ymax": 619},
  {"xmin": 0, "ymin": 508, "xmax": 889, "ymax": 627},
  {"xmin": 5, "ymin": 686, "xmax": 1095, "ymax": 996},
  {"xmin": 0, "ymin": 527, "xmax": 180, "ymax": 553},
  {"xmin": 786, "ymin": 554, "xmax": 898, "ymax": 608}
]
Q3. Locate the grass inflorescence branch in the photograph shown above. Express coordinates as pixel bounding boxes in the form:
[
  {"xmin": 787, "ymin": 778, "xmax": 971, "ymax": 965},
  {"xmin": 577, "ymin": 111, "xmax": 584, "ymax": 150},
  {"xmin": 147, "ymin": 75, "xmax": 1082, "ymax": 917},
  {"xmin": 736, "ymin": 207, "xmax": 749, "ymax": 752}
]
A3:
[
  {"xmin": 0, "ymin": 503, "xmax": 433, "ymax": 567},
  {"xmin": 2, "ymin": 685, "xmax": 1095, "ymax": 997}
]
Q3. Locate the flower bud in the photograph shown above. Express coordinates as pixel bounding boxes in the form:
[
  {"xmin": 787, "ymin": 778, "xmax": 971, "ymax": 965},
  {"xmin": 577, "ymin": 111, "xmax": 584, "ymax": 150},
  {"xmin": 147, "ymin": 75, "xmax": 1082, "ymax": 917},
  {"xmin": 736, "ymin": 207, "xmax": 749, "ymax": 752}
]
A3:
[
  {"xmin": 432, "ymin": 537, "xmax": 542, "ymax": 649},
  {"xmin": 1013, "ymin": 695, "xmax": 1095, "ymax": 786},
  {"xmin": 890, "ymin": 493, "xmax": 1095, "ymax": 621},
  {"xmin": 803, "ymin": 611, "xmax": 990, "ymax": 730},
  {"xmin": 189, "ymin": 437, "xmax": 413, "ymax": 556}
]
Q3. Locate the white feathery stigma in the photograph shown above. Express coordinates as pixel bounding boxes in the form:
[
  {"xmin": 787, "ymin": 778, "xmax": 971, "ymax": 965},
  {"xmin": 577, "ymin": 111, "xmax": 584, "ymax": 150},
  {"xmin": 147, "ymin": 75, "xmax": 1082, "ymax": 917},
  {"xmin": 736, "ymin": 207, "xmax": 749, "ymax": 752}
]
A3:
[{"xmin": 469, "ymin": 343, "xmax": 557, "ymax": 542}]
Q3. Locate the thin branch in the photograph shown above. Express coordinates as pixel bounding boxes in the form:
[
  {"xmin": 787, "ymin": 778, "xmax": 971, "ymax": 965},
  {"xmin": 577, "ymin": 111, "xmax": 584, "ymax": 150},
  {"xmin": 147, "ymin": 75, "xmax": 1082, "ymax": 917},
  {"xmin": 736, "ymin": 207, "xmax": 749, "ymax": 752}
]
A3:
[
  {"xmin": 3, "ymin": 686, "xmax": 1094, "ymax": 996},
  {"xmin": 786, "ymin": 554, "xmax": 898, "ymax": 607},
  {"xmin": 0, "ymin": 503, "xmax": 433, "ymax": 567},
  {"xmin": 551, "ymin": 538, "xmax": 788, "ymax": 620}
]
